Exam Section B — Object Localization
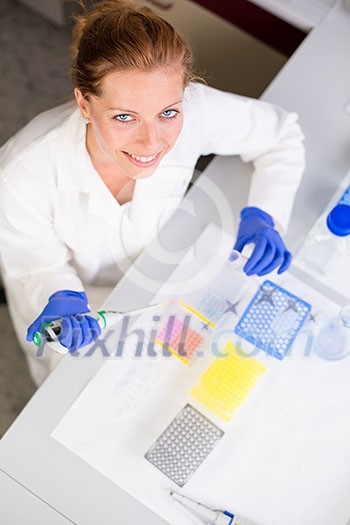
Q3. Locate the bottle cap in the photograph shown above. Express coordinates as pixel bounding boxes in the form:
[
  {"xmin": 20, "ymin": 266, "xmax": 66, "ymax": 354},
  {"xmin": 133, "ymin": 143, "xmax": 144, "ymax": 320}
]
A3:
[
  {"xmin": 228, "ymin": 249, "xmax": 248, "ymax": 271},
  {"xmin": 326, "ymin": 204, "xmax": 350, "ymax": 236}
]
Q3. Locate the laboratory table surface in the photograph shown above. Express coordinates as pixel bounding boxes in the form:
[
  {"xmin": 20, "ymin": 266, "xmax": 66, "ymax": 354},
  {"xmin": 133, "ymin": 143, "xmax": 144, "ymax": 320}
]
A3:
[{"xmin": 1, "ymin": 1, "xmax": 350, "ymax": 524}]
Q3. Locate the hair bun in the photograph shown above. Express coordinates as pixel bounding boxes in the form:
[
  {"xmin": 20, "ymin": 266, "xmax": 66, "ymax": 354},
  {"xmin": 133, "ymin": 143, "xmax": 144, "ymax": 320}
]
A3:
[{"xmin": 70, "ymin": 0, "xmax": 195, "ymax": 97}]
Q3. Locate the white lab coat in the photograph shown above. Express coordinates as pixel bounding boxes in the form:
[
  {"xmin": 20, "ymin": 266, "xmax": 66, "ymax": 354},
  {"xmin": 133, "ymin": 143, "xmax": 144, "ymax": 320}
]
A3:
[{"xmin": 0, "ymin": 82, "xmax": 305, "ymax": 385}]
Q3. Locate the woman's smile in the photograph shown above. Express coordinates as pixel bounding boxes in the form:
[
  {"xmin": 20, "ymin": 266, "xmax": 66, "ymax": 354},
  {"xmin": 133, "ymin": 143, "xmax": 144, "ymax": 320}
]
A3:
[{"xmin": 122, "ymin": 149, "xmax": 162, "ymax": 167}]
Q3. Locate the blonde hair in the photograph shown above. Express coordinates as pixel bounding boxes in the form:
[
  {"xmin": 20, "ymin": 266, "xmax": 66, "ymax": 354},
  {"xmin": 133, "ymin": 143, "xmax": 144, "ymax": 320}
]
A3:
[{"xmin": 71, "ymin": 0, "xmax": 195, "ymax": 98}]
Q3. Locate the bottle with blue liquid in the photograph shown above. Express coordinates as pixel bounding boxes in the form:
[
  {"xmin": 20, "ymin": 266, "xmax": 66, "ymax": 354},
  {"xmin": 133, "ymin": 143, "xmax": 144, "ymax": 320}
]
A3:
[{"xmin": 300, "ymin": 203, "xmax": 350, "ymax": 275}]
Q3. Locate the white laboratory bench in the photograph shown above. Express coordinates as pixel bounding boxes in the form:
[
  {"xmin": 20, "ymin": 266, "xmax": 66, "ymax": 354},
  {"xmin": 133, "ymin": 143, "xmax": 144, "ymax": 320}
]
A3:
[
  {"xmin": 249, "ymin": 0, "xmax": 337, "ymax": 30},
  {"xmin": 1, "ymin": 1, "xmax": 350, "ymax": 524},
  {"xmin": 0, "ymin": 469, "xmax": 74, "ymax": 525}
]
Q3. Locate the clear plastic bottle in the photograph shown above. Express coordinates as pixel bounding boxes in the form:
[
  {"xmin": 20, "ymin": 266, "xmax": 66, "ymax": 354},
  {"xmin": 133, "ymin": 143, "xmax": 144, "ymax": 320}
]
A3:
[
  {"xmin": 299, "ymin": 204, "xmax": 350, "ymax": 274},
  {"xmin": 312, "ymin": 305, "xmax": 350, "ymax": 360},
  {"xmin": 228, "ymin": 249, "xmax": 248, "ymax": 271}
]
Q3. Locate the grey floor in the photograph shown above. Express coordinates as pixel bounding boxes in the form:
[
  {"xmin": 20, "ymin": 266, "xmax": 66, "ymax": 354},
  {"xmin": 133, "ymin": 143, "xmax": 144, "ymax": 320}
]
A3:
[
  {"xmin": 0, "ymin": 0, "xmax": 287, "ymax": 438},
  {"xmin": 0, "ymin": 0, "xmax": 73, "ymax": 437}
]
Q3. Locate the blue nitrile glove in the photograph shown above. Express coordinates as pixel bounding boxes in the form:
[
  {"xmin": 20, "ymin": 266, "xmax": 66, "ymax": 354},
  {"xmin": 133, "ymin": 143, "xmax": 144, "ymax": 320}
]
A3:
[
  {"xmin": 232, "ymin": 207, "xmax": 292, "ymax": 276},
  {"xmin": 26, "ymin": 290, "xmax": 101, "ymax": 352}
]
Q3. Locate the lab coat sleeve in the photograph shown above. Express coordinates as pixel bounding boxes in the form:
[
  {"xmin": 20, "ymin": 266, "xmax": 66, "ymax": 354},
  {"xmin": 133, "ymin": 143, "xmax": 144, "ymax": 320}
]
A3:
[
  {"xmin": 197, "ymin": 83, "xmax": 306, "ymax": 231},
  {"xmin": 0, "ymin": 168, "xmax": 85, "ymax": 313}
]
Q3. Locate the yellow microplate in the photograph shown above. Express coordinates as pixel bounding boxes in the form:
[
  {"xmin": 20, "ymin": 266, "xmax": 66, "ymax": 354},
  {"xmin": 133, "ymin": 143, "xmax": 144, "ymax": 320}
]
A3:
[{"xmin": 190, "ymin": 342, "xmax": 266, "ymax": 421}]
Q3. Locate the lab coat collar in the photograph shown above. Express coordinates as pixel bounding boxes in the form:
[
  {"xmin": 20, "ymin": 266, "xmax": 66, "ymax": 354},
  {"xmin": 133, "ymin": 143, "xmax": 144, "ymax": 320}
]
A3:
[
  {"xmin": 55, "ymin": 107, "xmax": 123, "ymax": 224},
  {"xmin": 56, "ymin": 106, "xmax": 92, "ymax": 193}
]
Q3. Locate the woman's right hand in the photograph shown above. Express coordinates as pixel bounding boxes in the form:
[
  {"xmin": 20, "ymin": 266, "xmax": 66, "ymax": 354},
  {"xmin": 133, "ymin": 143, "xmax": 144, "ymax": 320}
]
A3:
[{"xmin": 26, "ymin": 290, "xmax": 101, "ymax": 352}]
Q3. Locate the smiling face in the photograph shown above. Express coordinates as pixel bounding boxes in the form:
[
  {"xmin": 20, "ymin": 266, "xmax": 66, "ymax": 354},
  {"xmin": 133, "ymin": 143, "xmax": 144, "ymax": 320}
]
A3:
[{"xmin": 75, "ymin": 68, "xmax": 185, "ymax": 180}]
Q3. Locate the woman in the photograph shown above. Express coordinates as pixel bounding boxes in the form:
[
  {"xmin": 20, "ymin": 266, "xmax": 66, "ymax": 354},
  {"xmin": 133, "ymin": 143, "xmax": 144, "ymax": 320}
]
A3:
[{"xmin": 0, "ymin": 0, "xmax": 305, "ymax": 386}]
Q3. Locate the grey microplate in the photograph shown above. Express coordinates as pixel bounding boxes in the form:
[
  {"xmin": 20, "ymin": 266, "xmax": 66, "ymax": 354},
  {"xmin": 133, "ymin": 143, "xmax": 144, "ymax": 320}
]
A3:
[{"xmin": 145, "ymin": 404, "xmax": 224, "ymax": 486}]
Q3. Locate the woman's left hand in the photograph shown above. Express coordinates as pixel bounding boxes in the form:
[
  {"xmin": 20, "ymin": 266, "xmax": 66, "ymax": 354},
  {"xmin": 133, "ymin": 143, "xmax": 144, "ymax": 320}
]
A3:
[{"xmin": 233, "ymin": 206, "xmax": 292, "ymax": 276}]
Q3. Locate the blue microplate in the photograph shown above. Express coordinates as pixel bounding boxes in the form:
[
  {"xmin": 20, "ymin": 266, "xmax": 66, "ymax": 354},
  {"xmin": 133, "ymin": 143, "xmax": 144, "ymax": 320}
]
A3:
[{"xmin": 234, "ymin": 280, "xmax": 311, "ymax": 360}]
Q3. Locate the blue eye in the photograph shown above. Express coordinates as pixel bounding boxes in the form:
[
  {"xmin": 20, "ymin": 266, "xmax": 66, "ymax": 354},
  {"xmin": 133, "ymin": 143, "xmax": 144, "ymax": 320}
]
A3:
[
  {"xmin": 161, "ymin": 109, "xmax": 178, "ymax": 118},
  {"xmin": 114, "ymin": 114, "xmax": 133, "ymax": 122}
]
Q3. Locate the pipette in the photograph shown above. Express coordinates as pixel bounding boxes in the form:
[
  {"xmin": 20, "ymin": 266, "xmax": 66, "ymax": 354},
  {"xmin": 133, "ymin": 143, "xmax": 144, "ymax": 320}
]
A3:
[
  {"xmin": 33, "ymin": 303, "xmax": 161, "ymax": 348},
  {"xmin": 170, "ymin": 491, "xmax": 258, "ymax": 525}
]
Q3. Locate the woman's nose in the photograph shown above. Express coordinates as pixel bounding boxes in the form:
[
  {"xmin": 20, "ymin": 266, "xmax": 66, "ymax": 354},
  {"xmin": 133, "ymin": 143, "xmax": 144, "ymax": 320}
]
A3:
[{"xmin": 136, "ymin": 122, "xmax": 159, "ymax": 151}]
